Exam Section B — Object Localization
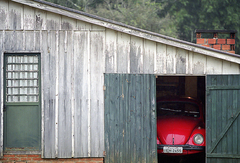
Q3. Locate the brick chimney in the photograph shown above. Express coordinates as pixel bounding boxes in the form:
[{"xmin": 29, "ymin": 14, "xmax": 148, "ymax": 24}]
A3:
[{"xmin": 195, "ymin": 29, "xmax": 237, "ymax": 54}]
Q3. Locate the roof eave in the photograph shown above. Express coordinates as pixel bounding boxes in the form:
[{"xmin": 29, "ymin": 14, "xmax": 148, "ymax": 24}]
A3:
[{"xmin": 12, "ymin": 0, "xmax": 240, "ymax": 64}]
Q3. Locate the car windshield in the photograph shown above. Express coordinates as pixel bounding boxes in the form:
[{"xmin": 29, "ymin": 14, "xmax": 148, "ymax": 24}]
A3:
[{"xmin": 157, "ymin": 101, "xmax": 200, "ymax": 118}]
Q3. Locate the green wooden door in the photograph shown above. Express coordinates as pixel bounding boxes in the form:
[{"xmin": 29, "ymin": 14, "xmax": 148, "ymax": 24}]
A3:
[
  {"xmin": 206, "ymin": 75, "xmax": 240, "ymax": 162},
  {"xmin": 3, "ymin": 54, "xmax": 41, "ymax": 151},
  {"xmin": 104, "ymin": 74, "xmax": 157, "ymax": 163}
]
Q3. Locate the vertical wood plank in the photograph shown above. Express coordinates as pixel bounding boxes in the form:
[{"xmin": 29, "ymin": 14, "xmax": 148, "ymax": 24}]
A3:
[
  {"xmin": 23, "ymin": 5, "xmax": 35, "ymax": 30},
  {"xmin": 119, "ymin": 74, "xmax": 126, "ymax": 163},
  {"xmin": 0, "ymin": 0, "xmax": 8, "ymax": 30},
  {"xmin": 232, "ymin": 76, "xmax": 239, "ymax": 155},
  {"xmin": 176, "ymin": 48, "xmax": 187, "ymax": 74},
  {"xmin": 105, "ymin": 29, "xmax": 117, "ymax": 73},
  {"xmin": 104, "ymin": 74, "xmax": 157, "ymax": 163},
  {"xmin": 216, "ymin": 76, "xmax": 222, "ymax": 153},
  {"xmin": 166, "ymin": 45, "xmax": 176, "ymax": 74},
  {"xmin": 143, "ymin": 75, "xmax": 149, "ymax": 163},
  {"xmin": 61, "ymin": 16, "xmax": 76, "ymax": 30},
  {"xmin": 35, "ymin": 9, "xmax": 47, "ymax": 30},
  {"xmin": 130, "ymin": 36, "xmax": 143, "ymax": 74},
  {"xmin": 57, "ymin": 31, "xmax": 72, "ymax": 158},
  {"xmin": 117, "ymin": 33, "xmax": 130, "ymax": 73},
  {"xmin": 143, "ymin": 40, "xmax": 155, "ymax": 74},
  {"xmin": 129, "ymin": 75, "xmax": 136, "ymax": 162},
  {"xmin": 207, "ymin": 75, "xmax": 240, "ymax": 162},
  {"xmin": 206, "ymin": 57, "xmax": 222, "ymax": 74},
  {"xmin": 25, "ymin": 31, "xmax": 35, "ymax": 51},
  {"xmin": 104, "ymin": 74, "xmax": 110, "ymax": 162},
  {"xmin": 73, "ymin": 31, "xmax": 89, "ymax": 157},
  {"xmin": 187, "ymin": 51, "xmax": 193, "ymax": 74},
  {"xmin": 46, "ymin": 12, "xmax": 60, "ymax": 30},
  {"xmin": 192, "ymin": 53, "xmax": 206, "ymax": 74},
  {"xmin": 42, "ymin": 30, "xmax": 57, "ymax": 158},
  {"xmin": 35, "ymin": 31, "xmax": 41, "ymax": 51},
  {"xmin": 90, "ymin": 31, "xmax": 104, "ymax": 157},
  {"xmin": 76, "ymin": 20, "xmax": 91, "ymax": 30},
  {"xmin": 8, "ymin": 1, "xmax": 23, "ymax": 30},
  {"xmin": 155, "ymin": 43, "xmax": 166, "ymax": 74},
  {"xmin": 5, "ymin": 31, "xmax": 23, "ymax": 51},
  {"xmin": 222, "ymin": 61, "xmax": 240, "ymax": 74}
]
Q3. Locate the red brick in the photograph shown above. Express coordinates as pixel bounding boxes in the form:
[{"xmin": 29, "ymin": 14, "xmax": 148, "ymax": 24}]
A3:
[
  {"xmin": 32, "ymin": 157, "xmax": 42, "ymax": 161},
  {"xmin": 217, "ymin": 39, "xmax": 226, "ymax": 44},
  {"xmin": 227, "ymin": 39, "xmax": 235, "ymax": 44},
  {"xmin": 16, "ymin": 155, "xmax": 29, "ymax": 158},
  {"xmin": 21, "ymin": 157, "xmax": 32, "ymax": 161},
  {"xmin": 3, "ymin": 155, "xmax": 15, "ymax": 157},
  {"xmin": 228, "ymin": 51, "xmax": 235, "ymax": 54},
  {"xmin": 202, "ymin": 44, "xmax": 211, "ymax": 48},
  {"xmin": 2, "ymin": 157, "xmax": 9, "ymax": 160},
  {"xmin": 9, "ymin": 157, "xmax": 20, "ymax": 161},
  {"xmin": 208, "ymin": 39, "xmax": 216, "ymax": 44},
  {"xmin": 28, "ymin": 155, "xmax": 41, "ymax": 158},
  {"xmin": 91, "ymin": 158, "xmax": 103, "ymax": 161},
  {"xmin": 213, "ymin": 45, "xmax": 221, "ymax": 50},
  {"xmin": 222, "ymin": 45, "xmax": 230, "ymax": 50},
  {"xmin": 196, "ymin": 39, "xmax": 205, "ymax": 44}
]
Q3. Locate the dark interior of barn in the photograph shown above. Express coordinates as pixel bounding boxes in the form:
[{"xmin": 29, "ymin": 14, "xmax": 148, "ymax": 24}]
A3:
[{"xmin": 156, "ymin": 76, "xmax": 206, "ymax": 163}]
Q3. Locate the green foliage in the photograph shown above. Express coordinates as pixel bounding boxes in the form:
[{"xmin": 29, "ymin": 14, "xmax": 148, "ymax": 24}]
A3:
[{"xmin": 160, "ymin": 0, "xmax": 240, "ymax": 53}]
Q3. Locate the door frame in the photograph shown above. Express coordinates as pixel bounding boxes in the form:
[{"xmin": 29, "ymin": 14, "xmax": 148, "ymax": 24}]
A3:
[{"xmin": 3, "ymin": 53, "xmax": 41, "ymax": 154}]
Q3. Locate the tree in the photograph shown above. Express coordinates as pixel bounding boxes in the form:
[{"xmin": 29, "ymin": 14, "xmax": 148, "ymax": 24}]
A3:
[{"xmin": 159, "ymin": 0, "xmax": 240, "ymax": 53}]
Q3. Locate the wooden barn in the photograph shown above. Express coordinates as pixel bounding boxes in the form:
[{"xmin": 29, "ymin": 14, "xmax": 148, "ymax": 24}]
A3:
[{"xmin": 1, "ymin": 0, "xmax": 240, "ymax": 163}]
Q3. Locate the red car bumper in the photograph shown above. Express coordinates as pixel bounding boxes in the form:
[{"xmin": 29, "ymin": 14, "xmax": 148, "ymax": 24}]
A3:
[{"xmin": 157, "ymin": 144, "xmax": 205, "ymax": 155}]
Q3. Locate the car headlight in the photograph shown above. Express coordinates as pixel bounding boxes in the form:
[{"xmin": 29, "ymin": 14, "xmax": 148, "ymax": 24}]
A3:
[{"xmin": 194, "ymin": 134, "xmax": 204, "ymax": 144}]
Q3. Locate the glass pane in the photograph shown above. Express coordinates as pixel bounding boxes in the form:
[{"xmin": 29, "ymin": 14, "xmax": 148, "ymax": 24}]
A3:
[{"xmin": 6, "ymin": 55, "xmax": 39, "ymax": 102}]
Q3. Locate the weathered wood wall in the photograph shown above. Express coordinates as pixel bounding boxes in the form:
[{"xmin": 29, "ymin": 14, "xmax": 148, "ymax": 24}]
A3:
[
  {"xmin": 104, "ymin": 74, "xmax": 157, "ymax": 163},
  {"xmin": 206, "ymin": 75, "xmax": 240, "ymax": 162},
  {"xmin": 0, "ymin": 0, "xmax": 240, "ymax": 159}
]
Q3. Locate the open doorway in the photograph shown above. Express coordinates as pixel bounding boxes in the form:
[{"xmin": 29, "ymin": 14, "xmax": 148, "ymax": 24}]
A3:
[{"xmin": 156, "ymin": 76, "xmax": 206, "ymax": 163}]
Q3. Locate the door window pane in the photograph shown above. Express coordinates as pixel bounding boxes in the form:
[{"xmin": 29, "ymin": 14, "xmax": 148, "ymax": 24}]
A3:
[{"xmin": 6, "ymin": 55, "xmax": 39, "ymax": 102}]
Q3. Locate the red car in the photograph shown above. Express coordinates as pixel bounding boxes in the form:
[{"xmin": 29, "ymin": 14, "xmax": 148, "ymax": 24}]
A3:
[{"xmin": 157, "ymin": 97, "xmax": 205, "ymax": 155}]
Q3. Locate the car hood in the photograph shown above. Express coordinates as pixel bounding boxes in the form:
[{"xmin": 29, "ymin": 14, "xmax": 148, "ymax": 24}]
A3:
[{"xmin": 157, "ymin": 116, "xmax": 201, "ymax": 145}]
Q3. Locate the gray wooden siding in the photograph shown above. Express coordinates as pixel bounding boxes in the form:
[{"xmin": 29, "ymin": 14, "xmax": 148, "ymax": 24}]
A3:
[
  {"xmin": 206, "ymin": 75, "xmax": 240, "ymax": 162},
  {"xmin": 41, "ymin": 30, "xmax": 105, "ymax": 158},
  {"xmin": 1, "ymin": 0, "xmax": 239, "ymax": 74},
  {"xmin": 0, "ymin": 29, "xmax": 105, "ymax": 158},
  {"xmin": 104, "ymin": 74, "xmax": 157, "ymax": 163},
  {"xmin": 104, "ymin": 29, "xmax": 240, "ymax": 75},
  {"xmin": 1, "ymin": 0, "xmax": 240, "ymax": 159}
]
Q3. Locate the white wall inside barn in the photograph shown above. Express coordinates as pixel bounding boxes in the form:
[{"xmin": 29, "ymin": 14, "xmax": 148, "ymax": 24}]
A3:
[{"xmin": 0, "ymin": 0, "xmax": 240, "ymax": 159}]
